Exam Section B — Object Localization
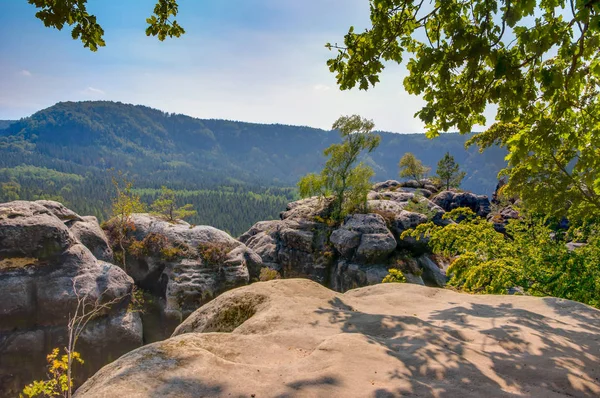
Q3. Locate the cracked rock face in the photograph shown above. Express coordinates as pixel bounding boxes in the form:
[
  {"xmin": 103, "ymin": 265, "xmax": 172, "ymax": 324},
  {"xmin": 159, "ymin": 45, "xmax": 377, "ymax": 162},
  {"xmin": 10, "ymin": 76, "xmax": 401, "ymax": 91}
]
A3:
[
  {"xmin": 114, "ymin": 214, "xmax": 261, "ymax": 338},
  {"xmin": 76, "ymin": 279, "xmax": 600, "ymax": 398},
  {"xmin": 241, "ymin": 181, "xmax": 450, "ymax": 293},
  {"xmin": 0, "ymin": 201, "xmax": 142, "ymax": 398}
]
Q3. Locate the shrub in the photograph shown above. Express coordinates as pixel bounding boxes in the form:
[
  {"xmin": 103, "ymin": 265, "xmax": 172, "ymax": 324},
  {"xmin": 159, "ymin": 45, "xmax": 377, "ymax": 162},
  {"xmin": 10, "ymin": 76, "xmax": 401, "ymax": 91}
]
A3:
[
  {"xmin": 20, "ymin": 349, "xmax": 83, "ymax": 398},
  {"xmin": 402, "ymin": 208, "xmax": 600, "ymax": 308},
  {"xmin": 198, "ymin": 242, "xmax": 233, "ymax": 266},
  {"xmin": 382, "ymin": 269, "xmax": 406, "ymax": 283},
  {"xmin": 259, "ymin": 267, "xmax": 281, "ymax": 281}
]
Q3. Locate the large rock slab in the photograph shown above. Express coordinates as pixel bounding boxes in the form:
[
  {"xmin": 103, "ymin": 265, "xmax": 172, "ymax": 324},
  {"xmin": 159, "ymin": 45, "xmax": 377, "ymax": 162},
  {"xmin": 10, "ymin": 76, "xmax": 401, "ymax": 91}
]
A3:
[
  {"xmin": 108, "ymin": 214, "xmax": 261, "ymax": 336},
  {"xmin": 0, "ymin": 201, "xmax": 142, "ymax": 398},
  {"xmin": 77, "ymin": 279, "xmax": 600, "ymax": 398}
]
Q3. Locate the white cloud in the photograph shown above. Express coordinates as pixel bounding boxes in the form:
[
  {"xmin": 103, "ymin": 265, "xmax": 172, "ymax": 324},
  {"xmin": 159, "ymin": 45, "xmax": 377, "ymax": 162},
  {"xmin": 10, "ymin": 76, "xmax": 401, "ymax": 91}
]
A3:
[
  {"xmin": 20, "ymin": 69, "xmax": 32, "ymax": 77},
  {"xmin": 313, "ymin": 84, "xmax": 331, "ymax": 92},
  {"xmin": 84, "ymin": 87, "xmax": 105, "ymax": 95}
]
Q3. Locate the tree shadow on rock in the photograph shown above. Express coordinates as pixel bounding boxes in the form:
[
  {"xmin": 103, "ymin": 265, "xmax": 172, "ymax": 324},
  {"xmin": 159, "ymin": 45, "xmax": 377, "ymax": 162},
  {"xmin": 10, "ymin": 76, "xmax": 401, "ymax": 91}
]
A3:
[{"xmin": 315, "ymin": 297, "xmax": 600, "ymax": 397}]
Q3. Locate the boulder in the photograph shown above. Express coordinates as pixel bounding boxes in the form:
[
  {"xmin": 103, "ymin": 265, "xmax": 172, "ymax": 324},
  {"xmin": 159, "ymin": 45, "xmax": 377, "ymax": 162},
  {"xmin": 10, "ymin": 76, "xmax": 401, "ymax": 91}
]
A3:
[
  {"xmin": 108, "ymin": 214, "xmax": 260, "ymax": 337},
  {"xmin": 0, "ymin": 201, "xmax": 142, "ymax": 398},
  {"xmin": 76, "ymin": 279, "xmax": 600, "ymax": 398},
  {"xmin": 432, "ymin": 190, "xmax": 491, "ymax": 218},
  {"xmin": 242, "ymin": 191, "xmax": 448, "ymax": 292},
  {"xmin": 417, "ymin": 254, "xmax": 448, "ymax": 287},
  {"xmin": 239, "ymin": 217, "xmax": 333, "ymax": 285},
  {"xmin": 330, "ymin": 214, "xmax": 396, "ymax": 263},
  {"xmin": 69, "ymin": 216, "xmax": 114, "ymax": 262}
]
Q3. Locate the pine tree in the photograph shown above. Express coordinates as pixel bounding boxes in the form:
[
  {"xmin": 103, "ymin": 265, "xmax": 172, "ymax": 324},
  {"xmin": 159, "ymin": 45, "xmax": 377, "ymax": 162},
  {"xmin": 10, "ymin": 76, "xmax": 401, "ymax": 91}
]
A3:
[{"xmin": 435, "ymin": 152, "xmax": 466, "ymax": 190}]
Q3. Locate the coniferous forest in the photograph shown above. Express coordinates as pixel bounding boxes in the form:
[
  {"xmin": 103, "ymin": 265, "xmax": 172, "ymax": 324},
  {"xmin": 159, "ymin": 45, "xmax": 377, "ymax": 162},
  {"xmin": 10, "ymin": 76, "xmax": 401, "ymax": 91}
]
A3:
[{"xmin": 0, "ymin": 101, "xmax": 505, "ymax": 235}]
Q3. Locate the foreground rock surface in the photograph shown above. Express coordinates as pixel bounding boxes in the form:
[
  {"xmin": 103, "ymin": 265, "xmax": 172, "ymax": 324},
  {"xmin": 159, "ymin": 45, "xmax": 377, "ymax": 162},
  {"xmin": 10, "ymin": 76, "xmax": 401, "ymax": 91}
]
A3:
[
  {"xmin": 77, "ymin": 279, "xmax": 600, "ymax": 398},
  {"xmin": 0, "ymin": 201, "xmax": 142, "ymax": 397}
]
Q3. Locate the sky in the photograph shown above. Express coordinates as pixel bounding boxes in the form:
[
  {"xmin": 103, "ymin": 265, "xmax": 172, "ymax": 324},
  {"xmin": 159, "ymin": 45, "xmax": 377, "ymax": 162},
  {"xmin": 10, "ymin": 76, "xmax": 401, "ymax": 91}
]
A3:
[{"xmin": 0, "ymin": 1, "xmax": 432, "ymax": 132}]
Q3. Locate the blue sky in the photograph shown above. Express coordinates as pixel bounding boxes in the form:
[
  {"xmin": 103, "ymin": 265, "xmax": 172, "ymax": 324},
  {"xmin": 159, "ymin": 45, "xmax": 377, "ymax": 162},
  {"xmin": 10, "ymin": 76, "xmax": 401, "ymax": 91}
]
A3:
[{"xmin": 0, "ymin": 0, "xmax": 429, "ymax": 132}]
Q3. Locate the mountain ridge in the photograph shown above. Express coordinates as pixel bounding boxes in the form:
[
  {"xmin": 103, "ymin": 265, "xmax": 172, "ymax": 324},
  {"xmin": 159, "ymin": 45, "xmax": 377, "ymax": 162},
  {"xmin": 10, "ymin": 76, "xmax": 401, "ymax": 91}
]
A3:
[{"xmin": 0, "ymin": 101, "xmax": 507, "ymax": 234}]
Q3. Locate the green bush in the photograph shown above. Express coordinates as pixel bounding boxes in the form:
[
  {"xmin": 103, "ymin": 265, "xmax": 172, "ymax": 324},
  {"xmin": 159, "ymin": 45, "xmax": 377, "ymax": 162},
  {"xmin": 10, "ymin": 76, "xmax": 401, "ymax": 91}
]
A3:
[
  {"xmin": 402, "ymin": 208, "xmax": 600, "ymax": 308},
  {"xmin": 259, "ymin": 267, "xmax": 281, "ymax": 281},
  {"xmin": 382, "ymin": 269, "xmax": 406, "ymax": 283}
]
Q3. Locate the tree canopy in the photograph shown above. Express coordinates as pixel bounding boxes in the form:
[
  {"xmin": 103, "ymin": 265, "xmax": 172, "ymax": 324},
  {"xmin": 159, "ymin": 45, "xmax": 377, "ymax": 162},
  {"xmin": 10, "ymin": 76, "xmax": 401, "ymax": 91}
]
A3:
[
  {"xmin": 327, "ymin": 0, "xmax": 600, "ymax": 222},
  {"xmin": 435, "ymin": 152, "xmax": 466, "ymax": 190},
  {"xmin": 398, "ymin": 152, "xmax": 430, "ymax": 186},
  {"xmin": 28, "ymin": 0, "xmax": 184, "ymax": 51},
  {"xmin": 298, "ymin": 115, "xmax": 381, "ymax": 221}
]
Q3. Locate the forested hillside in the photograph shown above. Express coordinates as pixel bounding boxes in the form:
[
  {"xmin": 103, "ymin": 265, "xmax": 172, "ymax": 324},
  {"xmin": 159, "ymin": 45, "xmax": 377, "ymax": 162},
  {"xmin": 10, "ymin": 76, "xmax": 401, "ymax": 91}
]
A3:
[
  {"xmin": 0, "ymin": 101, "xmax": 506, "ymax": 235},
  {"xmin": 0, "ymin": 121, "xmax": 14, "ymax": 130}
]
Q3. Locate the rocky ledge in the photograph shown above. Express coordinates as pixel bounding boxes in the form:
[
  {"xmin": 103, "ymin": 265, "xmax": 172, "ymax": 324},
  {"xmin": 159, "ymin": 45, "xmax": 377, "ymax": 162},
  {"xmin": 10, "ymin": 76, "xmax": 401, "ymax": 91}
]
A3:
[
  {"xmin": 76, "ymin": 279, "xmax": 600, "ymax": 397},
  {"xmin": 0, "ymin": 201, "xmax": 142, "ymax": 397},
  {"xmin": 239, "ymin": 180, "xmax": 490, "ymax": 291}
]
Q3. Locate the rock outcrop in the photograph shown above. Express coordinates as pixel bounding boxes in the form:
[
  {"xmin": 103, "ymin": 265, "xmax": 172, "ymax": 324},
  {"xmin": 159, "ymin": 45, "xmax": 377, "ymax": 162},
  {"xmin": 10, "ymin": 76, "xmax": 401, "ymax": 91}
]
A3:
[
  {"xmin": 432, "ymin": 190, "xmax": 492, "ymax": 218},
  {"xmin": 106, "ymin": 214, "xmax": 262, "ymax": 339},
  {"xmin": 240, "ymin": 181, "xmax": 448, "ymax": 292},
  {"xmin": 488, "ymin": 205, "xmax": 520, "ymax": 234},
  {"xmin": 76, "ymin": 279, "xmax": 600, "ymax": 398},
  {"xmin": 0, "ymin": 201, "xmax": 142, "ymax": 397}
]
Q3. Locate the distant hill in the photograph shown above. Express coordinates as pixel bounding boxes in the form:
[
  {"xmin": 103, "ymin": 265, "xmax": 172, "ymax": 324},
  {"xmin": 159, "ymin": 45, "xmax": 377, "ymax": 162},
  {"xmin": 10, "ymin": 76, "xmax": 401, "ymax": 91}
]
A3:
[
  {"xmin": 0, "ymin": 120, "xmax": 15, "ymax": 130},
  {"xmin": 0, "ymin": 101, "xmax": 506, "ymax": 235}
]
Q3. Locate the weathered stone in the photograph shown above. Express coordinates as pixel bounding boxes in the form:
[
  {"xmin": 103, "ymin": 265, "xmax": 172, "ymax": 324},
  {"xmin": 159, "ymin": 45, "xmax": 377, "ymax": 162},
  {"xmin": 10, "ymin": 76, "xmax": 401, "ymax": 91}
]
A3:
[
  {"xmin": 35, "ymin": 200, "xmax": 83, "ymax": 222},
  {"xmin": 417, "ymin": 254, "xmax": 448, "ymax": 287},
  {"xmin": 115, "ymin": 214, "xmax": 256, "ymax": 328},
  {"xmin": 432, "ymin": 190, "xmax": 491, "ymax": 218},
  {"xmin": 0, "ymin": 201, "xmax": 141, "ymax": 398},
  {"xmin": 77, "ymin": 279, "xmax": 600, "ymax": 398},
  {"xmin": 70, "ymin": 216, "xmax": 114, "ymax": 262},
  {"xmin": 0, "ymin": 201, "xmax": 74, "ymax": 259}
]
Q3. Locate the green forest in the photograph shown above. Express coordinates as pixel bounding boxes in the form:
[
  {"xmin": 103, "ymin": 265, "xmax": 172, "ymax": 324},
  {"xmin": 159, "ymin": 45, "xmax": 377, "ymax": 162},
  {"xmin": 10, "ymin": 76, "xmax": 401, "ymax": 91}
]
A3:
[{"xmin": 0, "ymin": 101, "xmax": 505, "ymax": 235}]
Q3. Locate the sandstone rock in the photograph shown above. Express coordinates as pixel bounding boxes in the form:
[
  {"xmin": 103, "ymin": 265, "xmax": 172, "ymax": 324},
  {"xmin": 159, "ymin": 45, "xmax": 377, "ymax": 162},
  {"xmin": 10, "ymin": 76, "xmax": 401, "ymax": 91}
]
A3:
[
  {"xmin": 417, "ymin": 254, "xmax": 448, "ymax": 287},
  {"xmin": 0, "ymin": 201, "xmax": 74, "ymax": 259},
  {"xmin": 0, "ymin": 201, "xmax": 141, "ymax": 398},
  {"xmin": 239, "ymin": 217, "xmax": 333, "ymax": 285},
  {"xmin": 77, "ymin": 279, "xmax": 600, "ymax": 398},
  {"xmin": 331, "ymin": 214, "xmax": 396, "ymax": 264},
  {"xmin": 279, "ymin": 196, "xmax": 332, "ymax": 220},
  {"xmin": 70, "ymin": 216, "xmax": 114, "ymax": 262},
  {"xmin": 329, "ymin": 260, "xmax": 391, "ymax": 292},
  {"xmin": 432, "ymin": 190, "xmax": 491, "ymax": 218},
  {"xmin": 114, "ymin": 214, "xmax": 257, "ymax": 330},
  {"xmin": 35, "ymin": 200, "xmax": 84, "ymax": 222}
]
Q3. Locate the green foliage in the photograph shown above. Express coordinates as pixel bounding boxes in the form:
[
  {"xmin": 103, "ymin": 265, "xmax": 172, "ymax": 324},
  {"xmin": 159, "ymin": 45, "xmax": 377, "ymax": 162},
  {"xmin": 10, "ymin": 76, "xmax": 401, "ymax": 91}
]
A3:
[
  {"xmin": 327, "ymin": 0, "xmax": 600, "ymax": 222},
  {"xmin": 298, "ymin": 115, "xmax": 381, "ymax": 221},
  {"xmin": 259, "ymin": 267, "xmax": 281, "ymax": 282},
  {"xmin": 127, "ymin": 286, "xmax": 148, "ymax": 314},
  {"xmin": 197, "ymin": 242, "xmax": 233, "ymax": 266},
  {"xmin": 404, "ymin": 192, "xmax": 437, "ymax": 219},
  {"xmin": 111, "ymin": 174, "xmax": 145, "ymax": 269},
  {"xmin": 151, "ymin": 186, "xmax": 197, "ymax": 222},
  {"xmin": 402, "ymin": 208, "xmax": 600, "ymax": 307},
  {"xmin": 435, "ymin": 152, "xmax": 466, "ymax": 190},
  {"xmin": 398, "ymin": 153, "xmax": 430, "ymax": 186},
  {"xmin": 382, "ymin": 268, "xmax": 407, "ymax": 284},
  {"xmin": 0, "ymin": 101, "xmax": 506, "ymax": 233},
  {"xmin": 20, "ymin": 348, "xmax": 83, "ymax": 397},
  {"xmin": 28, "ymin": 0, "xmax": 184, "ymax": 51},
  {"xmin": 1, "ymin": 180, "xmax": 20, "ymax": 201}
]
